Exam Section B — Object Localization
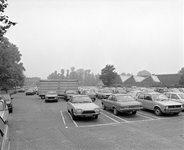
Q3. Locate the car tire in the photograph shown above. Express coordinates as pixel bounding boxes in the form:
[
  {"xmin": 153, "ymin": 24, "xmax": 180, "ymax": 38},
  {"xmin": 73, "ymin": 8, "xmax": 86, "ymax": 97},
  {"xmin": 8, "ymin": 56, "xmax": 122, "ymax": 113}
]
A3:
[
  {"xmin": 94, "ymin": 115, "xmax": 98, "ymax": 119},
  {"xmin": 113, "ymin": 108, "xmax": 118, "ymax": 115},
  {"xmin": 102, "ymin": 103, "xmax": 106, "ymax": 110},
  {"xmin": 132, "ymin": 111, "xmax": 137, "ymax": 115},
  {"xmin": 154, "ymin": 107, "xmax": 162, "ymax": 116},
  {"xmin": 71, "ymin": 110, "xmax": 77, "ymax": 120}
]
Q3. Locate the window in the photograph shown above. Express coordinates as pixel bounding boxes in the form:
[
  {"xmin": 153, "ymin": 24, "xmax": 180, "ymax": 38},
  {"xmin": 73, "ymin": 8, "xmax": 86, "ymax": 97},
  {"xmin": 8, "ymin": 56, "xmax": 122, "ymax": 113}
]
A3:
[
  {"xmin": 138, "ymin": 94, "xmax": 144, "ymax": 99},
  {"xmin": 171, "ymin": 94, "xmax": 179, "ymax": 100},
  {"xmin": 144, "ymin": 94, "xmax": 152, "ymax": 101}
]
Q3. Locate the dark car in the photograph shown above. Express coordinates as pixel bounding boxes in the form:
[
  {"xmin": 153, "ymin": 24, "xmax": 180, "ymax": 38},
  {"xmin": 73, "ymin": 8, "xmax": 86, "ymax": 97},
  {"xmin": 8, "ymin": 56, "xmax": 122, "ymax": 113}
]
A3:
[
  {"xmin": 25, "ymin": 88, "xmax": 35, "ymax": 95},
  {"xmin": 0, "ymin": 94, "xmax": 13, "ymax": 113},
  {"xmin": 63, "ymin": 90, "xmax": 78, "ymax": 101}
]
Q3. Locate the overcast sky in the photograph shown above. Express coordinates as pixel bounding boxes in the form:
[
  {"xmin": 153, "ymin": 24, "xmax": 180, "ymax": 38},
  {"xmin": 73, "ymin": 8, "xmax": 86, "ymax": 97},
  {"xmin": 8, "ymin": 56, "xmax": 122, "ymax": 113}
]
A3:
[{"xmin": 5, "ymin": 0, "xmax": 184, "ymax": 79}]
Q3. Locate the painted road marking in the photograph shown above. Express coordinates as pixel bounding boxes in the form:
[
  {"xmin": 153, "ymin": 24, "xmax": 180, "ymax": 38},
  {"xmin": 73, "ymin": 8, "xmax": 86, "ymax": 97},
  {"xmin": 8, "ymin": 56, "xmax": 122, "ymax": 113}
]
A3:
[
  {"xmin": 101, "ymin": 110, "xmax": 128, "ymax": 122},
  {"xmin": 67, "ymin": 112, "xmax": 78, "ymax": 127},
  {"xmin": 101, "ymin": 112, "xmax": 120, "ymax": 123},
  {"xmin": 60, "ymin": 111, "xmax": 68, "ymax": 128}
]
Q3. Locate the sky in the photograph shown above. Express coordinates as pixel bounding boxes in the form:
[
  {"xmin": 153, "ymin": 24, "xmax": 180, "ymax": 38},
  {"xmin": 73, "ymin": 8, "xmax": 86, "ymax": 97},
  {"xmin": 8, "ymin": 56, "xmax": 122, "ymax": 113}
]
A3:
[{"xmin": 5, "ymin": 0, "xmax": 184, "ymax": 79}]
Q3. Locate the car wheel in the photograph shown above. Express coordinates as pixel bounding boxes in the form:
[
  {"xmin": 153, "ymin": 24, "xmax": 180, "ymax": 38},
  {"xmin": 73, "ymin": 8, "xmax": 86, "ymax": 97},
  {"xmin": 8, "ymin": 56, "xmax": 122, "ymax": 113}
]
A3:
[
  {"xmin": 132, "ymin": 111, "xmax": 137, "ymax": 115},
  {"xmin": 154, "ymin": 107, "xmax": 162, "ymax": 116},
  {"xmin": 113, "ymin": 108, "xmax": 118, "ymax": 115},
  {"xmin": 71, "ymin": 110, "xmax": 77, "ymax": 120},
  {"xmin": 94, "ymin": 115, "xmax": 98, "ymax": 119},
  {"xmin": 102, "ymin": 103, "xmax": 106, "ymax": 110}
]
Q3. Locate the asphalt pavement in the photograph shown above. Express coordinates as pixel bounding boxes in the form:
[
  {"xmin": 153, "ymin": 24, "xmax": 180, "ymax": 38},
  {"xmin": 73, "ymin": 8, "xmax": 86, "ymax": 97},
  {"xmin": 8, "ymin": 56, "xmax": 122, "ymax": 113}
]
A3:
[{"xmin": 8, "ymin": 93, "xmax": 184, "ymax": 150}]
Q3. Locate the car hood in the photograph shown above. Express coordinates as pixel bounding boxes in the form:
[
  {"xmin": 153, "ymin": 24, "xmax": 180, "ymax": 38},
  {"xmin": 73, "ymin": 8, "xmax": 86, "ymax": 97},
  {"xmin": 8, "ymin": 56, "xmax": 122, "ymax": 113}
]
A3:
[
  {"xmin": 119, "ymin": 101, "xmax": 142, "ymax": 106},
  {"xmin": 155, "ymin": 101, "xmax": 182, "ymax": 106},
  {"xmin": 73, "ymin": 103, "xmax": 99, "ymax": 110}
]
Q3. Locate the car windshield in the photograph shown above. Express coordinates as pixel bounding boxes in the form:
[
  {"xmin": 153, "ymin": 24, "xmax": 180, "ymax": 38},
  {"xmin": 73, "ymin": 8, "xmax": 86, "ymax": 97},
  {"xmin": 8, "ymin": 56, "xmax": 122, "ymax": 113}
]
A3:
[
  {"xmin": 152, "ymin": 94, "xmax": 169, "ymax": 101},
  {"xmin": 47, "ymin": 91, "xmax": 57, "ymax": 95},
  {"xmin": 66, "ymin": 90, "xmax": 77, "ymax": 94},
  {"xmin": 178, "ymin": 93, "xmax": 184, "ymax": 99},
  {"xmin": 73, "ymin": 96, "xmax": 92, "ymax": 103},
  {"xmin": 116, "ymin": 95, "xmax": 135, "ymax": 101},
  {"xmin": 0, "ymin": 102, "xmax": 3, "ymax": 111}
]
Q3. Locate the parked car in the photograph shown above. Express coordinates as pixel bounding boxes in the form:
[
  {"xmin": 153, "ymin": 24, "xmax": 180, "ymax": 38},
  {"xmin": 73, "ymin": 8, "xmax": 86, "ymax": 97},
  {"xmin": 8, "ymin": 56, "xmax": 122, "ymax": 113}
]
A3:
[
  {"xmin": 96, "ymin": 89, "xmax": 113, "ymax": 99},
  {"xmin": 0, "ymin": 116, "xmax": 10, "ymax": 150},
  {"xmin": 0, "ymin": 94, "xmax": 13, "ymax": 113},
  {"xmin": 164, "ymin": 92, "xmax": 184, "ymax": 110},
  {"xmin": 25, "ymin": 88, "xmax": 35, "ymax": 95},
  {"xmin": 67, "ymin": 95, "xmax": 100, "ymax": 120},
  {"xmin": 81, "ymin": 90, "xmax": 96, "ymax": 102},
  {"xmin": 63, "ymin": 90, "xmax": 78, "ymax": 101},
  {"xmin": 101, "ymin": 94, "xmax": 143, "ymax": 115},
  {"xmin": 136, "ymin": 92, "xmax": 183, "ymax": 116},
  {"xmin": 45, "ymin": 91, "xmax": 58, "ymax": 102},
  {"xmin": 0, "ymin": 96, "xmax": 9, "ymax": 123},
  {"xmin": 18, "ymin": 87, "xmax": 25, "ymax": 92}
]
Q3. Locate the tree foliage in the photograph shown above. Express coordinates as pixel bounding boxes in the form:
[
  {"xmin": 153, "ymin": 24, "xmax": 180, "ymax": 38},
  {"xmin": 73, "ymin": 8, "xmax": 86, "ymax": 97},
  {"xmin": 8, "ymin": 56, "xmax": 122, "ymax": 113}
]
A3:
[
  {"xmin": 99, "ymin": 64, "xmax": 117, "ymax": 86},
  {"xmin": 47, "ymin": 67, "xmax": 100, "ymax": 86},
  {"xmin": 0, "ymin": 0, "xmax": 17, "ymax": 38},
  {"xmin": 137, "ymin": 70, "xmax": 151, "ymax": 77},
  {"xmin": 179, "ymin": 67, "xmax": 184, "ymax": 86},
  {"xmin": 0, "ymin": 38, "xmax": 25, "ymax": 90}
]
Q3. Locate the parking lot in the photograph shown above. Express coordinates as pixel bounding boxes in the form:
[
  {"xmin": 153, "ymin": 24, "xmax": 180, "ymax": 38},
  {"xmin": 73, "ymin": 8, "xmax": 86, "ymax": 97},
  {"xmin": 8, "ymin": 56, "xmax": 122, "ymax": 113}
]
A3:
[{"xmin": 9, "ymin": 93, "xmax": 184, "ymax": 150}]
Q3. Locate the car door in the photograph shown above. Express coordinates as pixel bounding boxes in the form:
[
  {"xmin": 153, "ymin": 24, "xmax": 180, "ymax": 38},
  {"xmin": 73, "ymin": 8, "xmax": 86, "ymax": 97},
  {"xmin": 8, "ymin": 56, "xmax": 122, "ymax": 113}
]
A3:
[
  {"xmin": 67, "ymin": 97, "xmax": 73, "ymax": 112},
  {"xmin": 103, "ymin": 95, "xmax": 112, "ymax": 108},
  {"xmin": 3, "ymin": 101, "xmax": 9, "ymax": 123},
  {"xmin": 144, "ymin": 94, "xmax": 154, "ymax": 110},
  {"xmin": 0, "ymin": 116, "xmax": 10, "ymax": 150},
  {"xmin": 107, "ymin": 95, "xmax": 117, "ymax": 110}
]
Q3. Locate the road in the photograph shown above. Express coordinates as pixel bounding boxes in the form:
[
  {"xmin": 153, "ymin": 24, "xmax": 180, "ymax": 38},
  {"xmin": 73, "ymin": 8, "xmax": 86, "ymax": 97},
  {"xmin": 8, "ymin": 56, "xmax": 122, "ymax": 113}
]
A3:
[{"xmin": 9, "ymin": 93, "xmax": 184, "ymax": 150}]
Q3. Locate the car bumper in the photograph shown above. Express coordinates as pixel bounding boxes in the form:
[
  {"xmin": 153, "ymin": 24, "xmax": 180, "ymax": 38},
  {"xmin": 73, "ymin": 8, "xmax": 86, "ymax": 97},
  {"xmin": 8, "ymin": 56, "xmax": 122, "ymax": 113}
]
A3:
[
  {"xmin": 74, "ymin": 112, "xmax": 100, "ymax": 117},
  {"xmin": 163, "ymin": 109, "xmax": 182, "ymax": 113},
  {"xmin": 119, "ymin": 107, "xmax": 143, "ymax": 112}
]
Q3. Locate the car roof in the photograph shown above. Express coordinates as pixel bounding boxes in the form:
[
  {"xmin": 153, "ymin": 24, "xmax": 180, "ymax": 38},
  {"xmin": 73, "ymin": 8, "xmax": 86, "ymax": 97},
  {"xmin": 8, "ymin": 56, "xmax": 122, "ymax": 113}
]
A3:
[{"xmin": 165, "ymin": 91, "xmax": 184, "ymax": 94}]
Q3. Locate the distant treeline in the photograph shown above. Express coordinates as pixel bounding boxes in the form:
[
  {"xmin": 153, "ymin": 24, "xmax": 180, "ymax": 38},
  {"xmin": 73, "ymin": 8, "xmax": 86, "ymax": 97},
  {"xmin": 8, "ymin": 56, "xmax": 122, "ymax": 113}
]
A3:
[{"xmin": 47, "ymin": 67, "xmax": 101, "ymax": 86}]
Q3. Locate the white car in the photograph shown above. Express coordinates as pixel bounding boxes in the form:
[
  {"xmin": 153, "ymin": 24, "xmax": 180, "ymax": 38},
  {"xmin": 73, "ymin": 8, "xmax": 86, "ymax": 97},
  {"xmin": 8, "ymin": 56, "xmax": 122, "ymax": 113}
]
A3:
[
  {"xmin": 67, "ymin": 95, "xmax": 100, "ymax": 120},
  {"xmin": 45, "ymin": 91, "xmax": 58, "ymax": 102},
  {"xmin": 164, "ymin": 92, "xmax": 184, "ymax": 110},
  {"xmin": 0, "ymin": 96, "xmax": 9, "ymax": 123}
]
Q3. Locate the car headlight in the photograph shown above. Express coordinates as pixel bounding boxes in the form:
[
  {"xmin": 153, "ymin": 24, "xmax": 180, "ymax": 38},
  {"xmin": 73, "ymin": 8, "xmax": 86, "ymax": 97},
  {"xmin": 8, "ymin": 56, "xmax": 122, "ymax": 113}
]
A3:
[
  {"xmin": 181, "ymin": 105, "xmax": 183, "ymax": 108},
  {"xmin": 165, "ymin": 106, "xmax": 169, "ymax": 109},
  {"xmin": 75, "ymin": 109, "xmax": 83, "ymax": 114},
  {"xmin": 94, "ymin": 108, "xmax": 100, "ymax": 113}
]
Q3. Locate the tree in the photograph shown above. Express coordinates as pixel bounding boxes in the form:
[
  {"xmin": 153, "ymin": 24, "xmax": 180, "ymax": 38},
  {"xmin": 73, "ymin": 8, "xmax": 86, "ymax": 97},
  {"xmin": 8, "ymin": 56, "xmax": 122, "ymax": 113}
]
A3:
[
  {"xmin": 137, "ymin": 70, "xmax": 151, "ymax": 77},
  {"xmin": 99, "ymin": 65, "xmax": 117, "ymax": 86},
  {"xmin": 0, "ymin": 0, "xmax": 17, "ymax": 38},
  {"xmin": 179, "ymin": 67, "xmax": 184, "ymax": 86},
  {"xmin": 0, "ymin": 38, "xmax": 25, "ymax": 90},
  {"xmin": 178, "ymin": 67, "xmax": 184, "ymax": 74}
]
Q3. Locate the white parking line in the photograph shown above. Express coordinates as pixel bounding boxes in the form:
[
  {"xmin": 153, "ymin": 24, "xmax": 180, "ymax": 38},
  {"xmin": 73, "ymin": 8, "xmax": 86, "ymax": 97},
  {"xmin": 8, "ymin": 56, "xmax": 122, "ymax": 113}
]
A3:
[
  {"xmin": 79, "ymin": 122, "xmax": 119, "ymax": 128},
  {"xmin": 101, "ymin": 112, "xmax": 120, "ymax": 123},
  {"xmin": 137, "ymin": 113, "xmax": 155, "ymax": 120},
  {"xmin": 101, "ymin": 110, "xmax": 128, "ymax": 122},
  {"xmin": 60, "ymin": 111, "xmax": 68, "ymax": 128},
  {"xmin": 67, "ymin": 112, "xmax": 78, "ymax": 127},
  {"xmin": 137, "ymin": 111, "xmax": 160, "ymax": 120}
]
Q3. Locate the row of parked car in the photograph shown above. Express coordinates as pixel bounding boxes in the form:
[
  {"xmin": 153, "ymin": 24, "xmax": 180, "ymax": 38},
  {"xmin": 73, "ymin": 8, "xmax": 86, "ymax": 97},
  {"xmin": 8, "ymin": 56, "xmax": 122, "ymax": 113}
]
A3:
[
  {"xmin": 0, "ymin": 93, "xmax": 13, "ymax": 150},
  {"xmin": 64, "ymin": 86, "xmax": 184, "ymax": 120}
]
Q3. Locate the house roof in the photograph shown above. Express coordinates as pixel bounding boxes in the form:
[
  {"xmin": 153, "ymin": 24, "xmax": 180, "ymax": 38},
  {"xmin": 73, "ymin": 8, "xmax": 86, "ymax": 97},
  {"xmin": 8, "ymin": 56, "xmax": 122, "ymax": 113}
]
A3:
[
  {"xmin": 119, "ymin": 75, "xmax": 131, "ymax": 82},
  {"xmin": 133, "ymin": 76, "xmax": 145, "ymax": 82}
]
